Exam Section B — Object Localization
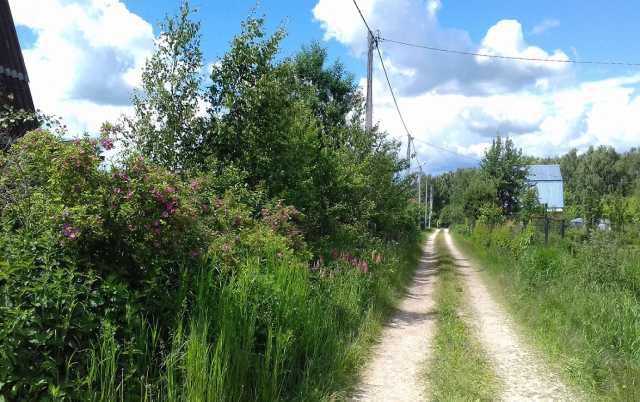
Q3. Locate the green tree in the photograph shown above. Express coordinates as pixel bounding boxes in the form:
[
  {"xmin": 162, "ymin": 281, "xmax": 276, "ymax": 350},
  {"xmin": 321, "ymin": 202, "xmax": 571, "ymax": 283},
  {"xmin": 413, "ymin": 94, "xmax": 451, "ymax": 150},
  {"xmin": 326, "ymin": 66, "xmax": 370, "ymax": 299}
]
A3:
[
  {"xmin": 480, "ymin": 136, "xmax": 526, "ymax": 215},
  {"xmin": 125, "ymin": 2, "xmax": 206, "ymax": 172}
]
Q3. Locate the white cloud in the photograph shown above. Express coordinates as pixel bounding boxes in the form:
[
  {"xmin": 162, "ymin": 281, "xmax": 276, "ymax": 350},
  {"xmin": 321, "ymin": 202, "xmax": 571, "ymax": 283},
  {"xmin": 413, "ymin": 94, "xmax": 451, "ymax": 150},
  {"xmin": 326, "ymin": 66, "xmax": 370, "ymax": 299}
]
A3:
[
  {"xmin": 313, "ymin": 0, "xmax": 569, "ymax": 96},
  {"xmin": 531, "ymin": 18, "xmax": 560, "ymax": 35},
  {"xmin": 314, "ymin": 0, "xmax": 640, "ymax": 173},
  {"xmin": 9, "ymin": 0, "xmax": 154, "ymax": 134}
]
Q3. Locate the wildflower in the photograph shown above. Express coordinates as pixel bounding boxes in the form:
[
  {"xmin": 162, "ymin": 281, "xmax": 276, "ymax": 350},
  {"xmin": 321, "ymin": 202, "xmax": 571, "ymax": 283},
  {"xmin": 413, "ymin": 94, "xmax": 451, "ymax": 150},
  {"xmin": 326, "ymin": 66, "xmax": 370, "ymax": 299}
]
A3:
[
  {"xmin": 62, "ymin": 223, "xmax": 80, "ymax": 240},
  {"xmin": 358, "ymin": 261, "xmax": 369, "ymax": 274},
  {"xmin": 190, "ymin": 179, "xmax": 200, "ymax": 191},
  {"xmin": 112, "ymin": 171, "xmax": 129, "ymax": 182},
  {"xmin": 125, "ymin": 191, "xmax": 134, "ymax": 200},
  {"xmin": 150, "ymin": 188, "xmax": 165, "ymax": 203},
  {"xmin": 100, "ymin": 137, "xmax": 114, "ymax": 150},
  {"xmin": 190, "ymin": 249, "xmax": 201, "ymax": 258},
  {"xmin": 165, "ymin": 186, "xmax": 176, "ymax": 194},
  {"xmin": 114, "ymin": 187, "xmax": 122, "ymax": 194}
]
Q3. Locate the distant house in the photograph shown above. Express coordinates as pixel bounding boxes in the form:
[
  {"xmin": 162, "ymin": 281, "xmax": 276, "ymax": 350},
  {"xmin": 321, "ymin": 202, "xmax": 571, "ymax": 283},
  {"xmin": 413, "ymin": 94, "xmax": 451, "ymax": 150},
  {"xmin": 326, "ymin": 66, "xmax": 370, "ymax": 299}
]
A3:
[
  {"xmin": 526, "ymin": 164, "xmax": 564, "ymax": 212},
  {"xmin": 1, "ymin": 0, "xmax": 35, "ymax": 146}
]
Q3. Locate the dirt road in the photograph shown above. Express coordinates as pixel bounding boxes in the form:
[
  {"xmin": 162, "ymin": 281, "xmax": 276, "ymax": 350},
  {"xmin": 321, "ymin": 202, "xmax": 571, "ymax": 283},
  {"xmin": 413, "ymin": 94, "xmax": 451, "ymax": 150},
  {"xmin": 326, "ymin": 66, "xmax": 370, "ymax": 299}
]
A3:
[
  {"xmin": 443, "ymin": 229, "xmax": 577, "ymax": 402},
  {"xmin": 350, "ymin": 230, "xmax": 440, "ymax": 402}
]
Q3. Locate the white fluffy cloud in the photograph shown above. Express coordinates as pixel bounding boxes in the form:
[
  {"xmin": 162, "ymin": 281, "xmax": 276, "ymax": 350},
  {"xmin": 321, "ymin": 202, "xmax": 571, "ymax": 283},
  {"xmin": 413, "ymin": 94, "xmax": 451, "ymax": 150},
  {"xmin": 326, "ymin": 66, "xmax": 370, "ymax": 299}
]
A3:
[
  {"xmin": 10, "ymin": 0, "xmax": 154, "ymax": 134},
  {"xmin": 313, "ymin": 0, "xmax": 569, "ymax": 96},
  {"xmin": 314, "ymin": 0, "xmax": 640, "ymax": 173}
]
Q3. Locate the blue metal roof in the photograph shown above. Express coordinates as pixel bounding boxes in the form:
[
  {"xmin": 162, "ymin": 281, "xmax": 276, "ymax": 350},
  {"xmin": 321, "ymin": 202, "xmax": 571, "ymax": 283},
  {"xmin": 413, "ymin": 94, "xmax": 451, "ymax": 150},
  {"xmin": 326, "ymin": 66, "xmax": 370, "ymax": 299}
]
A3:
[
  {"xmin": 527, "ymin": 164, "xmax": 562, "ymax": 181},
  {"xmin": 527, "ymin": 165, "xmax": 564, "ymax": 210}
]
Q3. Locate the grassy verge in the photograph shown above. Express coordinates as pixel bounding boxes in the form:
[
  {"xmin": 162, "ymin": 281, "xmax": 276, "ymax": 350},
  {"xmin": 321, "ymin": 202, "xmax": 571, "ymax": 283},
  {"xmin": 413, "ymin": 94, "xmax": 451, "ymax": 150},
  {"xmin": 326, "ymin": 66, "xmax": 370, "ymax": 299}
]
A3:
[
  {"xmin": 453, "ymin": 230, "xmax": 640, "ymax": 401},
  {"xmin": 427, "ymin": 233, "xmax": 499, "ymax": 402}
]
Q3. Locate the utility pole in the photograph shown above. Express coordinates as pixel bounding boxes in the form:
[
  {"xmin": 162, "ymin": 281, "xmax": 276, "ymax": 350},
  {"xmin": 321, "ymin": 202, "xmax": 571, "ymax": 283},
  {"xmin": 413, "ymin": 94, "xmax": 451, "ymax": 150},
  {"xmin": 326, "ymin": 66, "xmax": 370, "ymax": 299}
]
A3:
[
  {"xmin": 417, "ymin": 168, "xmax": 422, "ymax": 228},
  {"xmin": 406, "ymin": 136, "xmax": 412, "ymax": 171},
  {"xmin": 365, "ymin": 31, "xmax": 374, "ymax": 132},
  {"xmin": 424, "ymin": 177, "xmax": 428, "ymax": 229},
  {"xmin": 428, "ymin": 185, "xmax": 434, "ymax": 229}
]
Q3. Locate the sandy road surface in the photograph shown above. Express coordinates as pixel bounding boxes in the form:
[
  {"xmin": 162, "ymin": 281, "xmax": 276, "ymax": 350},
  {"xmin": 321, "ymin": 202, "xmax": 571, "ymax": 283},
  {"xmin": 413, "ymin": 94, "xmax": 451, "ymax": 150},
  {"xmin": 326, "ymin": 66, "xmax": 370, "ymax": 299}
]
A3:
[
  {"xmin": 443, "ymin": 229, "xmax": 577, "ymax": 402},
  {"xmin": 350, "ymin": 230, "xmax": 440, "ymax": 402}
]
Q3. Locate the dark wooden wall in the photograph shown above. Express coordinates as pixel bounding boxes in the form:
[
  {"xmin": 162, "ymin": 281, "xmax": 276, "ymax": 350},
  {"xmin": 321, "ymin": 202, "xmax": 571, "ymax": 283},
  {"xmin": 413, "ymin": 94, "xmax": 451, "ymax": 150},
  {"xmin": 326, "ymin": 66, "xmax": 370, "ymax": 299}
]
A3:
[{"xmin": 0, "ymin": 0, "xmax": 35, "ymax": 144}]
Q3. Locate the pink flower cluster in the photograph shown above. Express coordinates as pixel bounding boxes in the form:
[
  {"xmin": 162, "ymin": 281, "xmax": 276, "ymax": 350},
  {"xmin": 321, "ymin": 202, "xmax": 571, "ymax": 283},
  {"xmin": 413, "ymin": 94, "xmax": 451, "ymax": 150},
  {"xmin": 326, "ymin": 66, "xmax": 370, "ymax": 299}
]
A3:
[
  {"xmin": 100, "ymin": 137, "xmax": 114, "ymax": 151},
  {"xmin": 331, "ymin": 250, "xmax": 370, "ymax": 274},
  {"xmin": 62, "ymin": 223, "xmax": 80, "ymax": 240},
  {"xmin": 112, "ymin": 171, "xmax": 129, "ymax": 182}
]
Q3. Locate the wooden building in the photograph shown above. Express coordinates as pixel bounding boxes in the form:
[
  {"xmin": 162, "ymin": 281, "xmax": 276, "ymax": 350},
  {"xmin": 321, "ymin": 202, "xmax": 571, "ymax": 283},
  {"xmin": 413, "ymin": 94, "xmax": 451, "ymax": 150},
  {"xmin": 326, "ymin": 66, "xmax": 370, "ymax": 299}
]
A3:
[{"xmin": 1, "ymin": 0, "xmax": 35, "ymax": 145}]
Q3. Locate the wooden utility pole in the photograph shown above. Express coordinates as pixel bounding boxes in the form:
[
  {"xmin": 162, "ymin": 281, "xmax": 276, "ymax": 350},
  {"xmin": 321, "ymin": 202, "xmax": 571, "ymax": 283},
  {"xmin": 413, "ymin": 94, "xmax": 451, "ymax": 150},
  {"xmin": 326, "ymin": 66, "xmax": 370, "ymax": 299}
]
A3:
[
  {"xmin": 424, "ymin": 177, "xmax": 429, "ymax": 229},
  {"xmin": 365, "ymin": 31, "xmax": 374, "ymax": 132},
  {"xmin": 428, "ymin": 185, "xmax": 434, "ymax": 229},
  {"xmin": 417, "ymin": 169, "xmax": 421, "ymax": 207}
]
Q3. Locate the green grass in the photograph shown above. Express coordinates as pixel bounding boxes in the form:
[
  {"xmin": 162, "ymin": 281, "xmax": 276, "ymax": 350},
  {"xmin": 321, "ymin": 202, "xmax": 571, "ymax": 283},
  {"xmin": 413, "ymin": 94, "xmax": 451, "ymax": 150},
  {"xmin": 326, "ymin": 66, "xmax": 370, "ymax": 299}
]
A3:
[
  {"xmin": 427, "ymin": 233, "xmax": 500, "ymax": 402},
  {"xmin": 80, "ymin": 231, "xmax": 429, "ymax": 402},
  {"xmin": 454, "ymin": 229, "xmax": 640, "ymax": 402}
]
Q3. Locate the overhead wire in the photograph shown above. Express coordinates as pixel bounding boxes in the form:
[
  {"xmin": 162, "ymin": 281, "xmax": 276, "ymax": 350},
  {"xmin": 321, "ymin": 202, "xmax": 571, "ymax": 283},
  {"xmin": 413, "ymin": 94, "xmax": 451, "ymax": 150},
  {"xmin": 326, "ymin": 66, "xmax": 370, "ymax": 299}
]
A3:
[
  {"xmin": 352, "ymin": 0, "xmax": 482, "ymax": 167},
  {"xmin": 379, "ymin": 37, "xmax": 640, "ymax": 67}
]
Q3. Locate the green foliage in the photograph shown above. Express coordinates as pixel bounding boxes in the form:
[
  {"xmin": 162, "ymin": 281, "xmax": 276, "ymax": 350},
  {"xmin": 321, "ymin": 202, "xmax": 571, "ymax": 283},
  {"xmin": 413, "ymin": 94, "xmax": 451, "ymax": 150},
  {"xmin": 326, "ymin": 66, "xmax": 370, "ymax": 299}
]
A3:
[
  {"xmin": 459, "ymin": 225, "xmax": 640, "ymax": 400},
  {"xmin": 0, "ymin": 4, "xmax": 421, "ymax": 401},
  {"xmin": 125, "ymin": 2, "xmax": 206, "ymax": 172},
  {"xmin": 480, "ymin": 136, "xmax": 527, "ymax": 215},
  {"xmin": 519, "ymin": 186, "xmax": 542, "ymax": 224}
]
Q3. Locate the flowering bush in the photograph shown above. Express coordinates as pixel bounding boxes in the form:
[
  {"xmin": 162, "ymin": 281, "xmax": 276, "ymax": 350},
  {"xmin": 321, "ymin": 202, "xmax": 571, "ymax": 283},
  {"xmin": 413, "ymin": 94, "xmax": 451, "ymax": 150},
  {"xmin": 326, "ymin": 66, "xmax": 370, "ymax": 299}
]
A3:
[{"xmin": 0, "ymin": 131, "xmax": 273, "ymax": 399}]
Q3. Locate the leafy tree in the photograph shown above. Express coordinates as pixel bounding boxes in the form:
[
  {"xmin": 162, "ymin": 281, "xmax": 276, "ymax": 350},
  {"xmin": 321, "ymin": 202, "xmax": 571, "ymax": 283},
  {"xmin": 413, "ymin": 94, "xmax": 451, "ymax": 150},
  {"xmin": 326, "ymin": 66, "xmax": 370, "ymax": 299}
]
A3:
[
  {"xmin": 480, "ymin": 136, "xmax": 527, "ymax": 215},
  {"xmin": 519, "ymin": 186, "xmax": 542, "ymax": 224},
  {"xmin": 125, "ymin": 2, "xmax": 206, "ymax": 172}
]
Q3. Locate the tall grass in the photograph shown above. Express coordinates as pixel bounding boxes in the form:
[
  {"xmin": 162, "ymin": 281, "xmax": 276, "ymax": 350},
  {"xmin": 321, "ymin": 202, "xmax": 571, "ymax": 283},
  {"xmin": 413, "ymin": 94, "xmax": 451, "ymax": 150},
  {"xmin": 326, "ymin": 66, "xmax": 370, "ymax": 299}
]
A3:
[
  {"xmin": 83, "ymin": 232, "xmax": 426, "ymax": 402},
  {"xmin": 456, "ymin": 228, "xmax": 640, "ymax": 401},
  {"xmin": 427, "ymin": 234, "xmax": 499, "ymax": 401}
]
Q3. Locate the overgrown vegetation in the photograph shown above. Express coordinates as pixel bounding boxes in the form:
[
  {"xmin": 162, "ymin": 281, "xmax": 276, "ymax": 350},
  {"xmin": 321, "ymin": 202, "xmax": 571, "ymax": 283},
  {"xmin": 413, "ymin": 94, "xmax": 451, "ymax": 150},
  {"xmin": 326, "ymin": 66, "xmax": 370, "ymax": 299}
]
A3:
[
  {"xmin": 427, "ymin": 233, "xmax": 499, "ymax": 401},
  {"xmin": 0, "ymin": 4, "xmax": 424, "ymax": 401},
  {"xmin": 455, "ymin": 224, "xmax": 640, "ymax": 401}
]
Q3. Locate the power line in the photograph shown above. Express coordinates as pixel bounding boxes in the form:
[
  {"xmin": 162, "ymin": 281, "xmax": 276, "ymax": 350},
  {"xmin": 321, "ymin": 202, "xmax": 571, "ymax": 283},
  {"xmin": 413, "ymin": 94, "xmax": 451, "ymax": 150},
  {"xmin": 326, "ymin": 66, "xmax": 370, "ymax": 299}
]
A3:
[
  {"xmin": 352, "ymin": 0, "xmax": 483, "ymax": 166},
  {"xmin": 412, "ymin": 137, "xmax": 482, "ymax": 162},
  {"xmin": 351, "ymin": 0, "xmax": 375, "ymax": 38},
  {"xmin": 379, "ymin": 37, "xmax": 640, "ymax": 67},
  {"xmin": 375, "ymin": 45, "xmax": 413, "ymax": 142}
]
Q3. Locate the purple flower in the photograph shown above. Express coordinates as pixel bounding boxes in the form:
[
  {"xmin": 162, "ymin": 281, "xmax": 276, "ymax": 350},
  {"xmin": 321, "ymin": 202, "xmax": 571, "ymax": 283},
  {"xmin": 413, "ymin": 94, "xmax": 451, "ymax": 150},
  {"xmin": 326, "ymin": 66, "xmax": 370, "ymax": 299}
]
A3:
[
  {"xmin": 62, "ymin": 223, "xmax": 80, "ymax": 240},
  {"xmin": 151, "ymin": 188, "xmax": 165, "ymax": 203},
  {"xmin": 190, "ymin": 249, "xmax": 201, "ymax": 258},
  {"xmin": 165, "ymin": 186, "xmax": 176, "ymax": 194},
  {"xmin": 100, "ymin": 137, "xmax": 114, "ymax": 150},
  {"xmin": 190, "ymin": 180, "xmax": 200, "ymax": 191},
  {"xmin": 112, "ymin": 171, "xmax": 129, "ymax": 182}
]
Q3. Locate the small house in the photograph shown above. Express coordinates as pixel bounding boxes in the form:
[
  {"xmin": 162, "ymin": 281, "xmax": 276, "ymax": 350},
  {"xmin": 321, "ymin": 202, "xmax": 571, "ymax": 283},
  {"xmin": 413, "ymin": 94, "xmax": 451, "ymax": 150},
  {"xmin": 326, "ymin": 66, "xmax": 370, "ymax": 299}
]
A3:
[{"xmin": 526, "ymin": 164, "xmax": 564, "ymax": 212}]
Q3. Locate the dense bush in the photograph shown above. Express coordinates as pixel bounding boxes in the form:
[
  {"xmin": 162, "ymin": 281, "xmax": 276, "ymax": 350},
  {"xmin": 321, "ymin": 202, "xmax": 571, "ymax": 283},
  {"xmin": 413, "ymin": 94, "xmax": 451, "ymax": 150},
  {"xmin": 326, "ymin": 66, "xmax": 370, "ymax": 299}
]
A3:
[{"xmin": 0, "ymin": 5, "xmax": 422, "ymax": 401}]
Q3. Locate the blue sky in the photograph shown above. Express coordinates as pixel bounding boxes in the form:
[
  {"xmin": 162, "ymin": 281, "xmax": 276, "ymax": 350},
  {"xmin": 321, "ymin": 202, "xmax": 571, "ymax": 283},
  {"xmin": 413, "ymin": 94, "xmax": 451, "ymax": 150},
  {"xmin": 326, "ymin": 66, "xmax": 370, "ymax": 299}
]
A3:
[
  {"xmin": 123, "ymin": 0, "xmax": 640, "ymax": 82},
  {"xmin": 10, "ymin": 0, "xmax": 640, "ymax": 173}
]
